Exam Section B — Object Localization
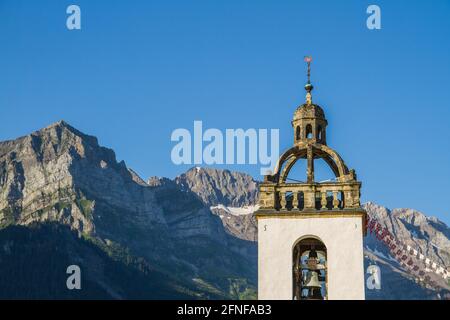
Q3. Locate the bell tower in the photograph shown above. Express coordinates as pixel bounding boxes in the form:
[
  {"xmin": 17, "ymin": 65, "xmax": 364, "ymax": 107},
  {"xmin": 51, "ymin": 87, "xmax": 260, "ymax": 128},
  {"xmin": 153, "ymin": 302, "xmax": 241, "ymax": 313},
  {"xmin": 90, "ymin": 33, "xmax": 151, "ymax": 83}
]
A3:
[{"xmin": 256, "ymin": 57, "xmax": 366, "ymax": 300}]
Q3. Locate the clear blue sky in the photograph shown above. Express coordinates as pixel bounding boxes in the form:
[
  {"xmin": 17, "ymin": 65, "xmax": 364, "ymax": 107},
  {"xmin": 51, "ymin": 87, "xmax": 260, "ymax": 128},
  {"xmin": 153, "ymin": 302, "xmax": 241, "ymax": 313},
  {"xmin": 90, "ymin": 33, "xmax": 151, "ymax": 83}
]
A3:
[{"xmin": 1, "ymin": 0, "xmax": 449, "ymax": 224}]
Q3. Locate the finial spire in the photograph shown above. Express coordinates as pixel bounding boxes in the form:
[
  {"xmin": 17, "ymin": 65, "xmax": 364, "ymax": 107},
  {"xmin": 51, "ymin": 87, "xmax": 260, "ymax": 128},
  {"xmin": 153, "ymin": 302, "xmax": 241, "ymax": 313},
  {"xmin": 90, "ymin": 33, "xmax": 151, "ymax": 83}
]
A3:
[{"xmin": 304, "ymin": 56, "xmax": 313, "ymax": 104}]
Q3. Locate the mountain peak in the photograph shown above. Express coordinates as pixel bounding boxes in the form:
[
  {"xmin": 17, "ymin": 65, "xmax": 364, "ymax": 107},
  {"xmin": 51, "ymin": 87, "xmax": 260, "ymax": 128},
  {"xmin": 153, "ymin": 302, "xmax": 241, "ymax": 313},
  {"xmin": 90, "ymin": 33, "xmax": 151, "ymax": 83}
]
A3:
[
  {"xmin": 46, "ymin": 119, "xmax": 69, "ymax": 128},
  {"xmin": 0, "ymin": 120, "xmax": 136, "ymax": 229},
  {"xmin": 175, "ymin": 166, "xmax": 258, "ymax": 207},
  {"xmin": 34, "ymin": 120, "xmax": 99, "ymax": 147}
]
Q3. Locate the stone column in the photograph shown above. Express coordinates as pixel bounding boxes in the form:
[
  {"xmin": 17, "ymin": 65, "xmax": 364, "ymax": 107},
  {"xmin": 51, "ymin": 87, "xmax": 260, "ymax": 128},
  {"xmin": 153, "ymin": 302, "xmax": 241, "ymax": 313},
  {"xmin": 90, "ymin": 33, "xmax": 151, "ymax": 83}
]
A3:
[
  {"xmin": 279, "ymin": 192, "xmax": 286, "ymax": 210},
  {"xmin": 306, "ymin": 145, "xmax": 314, "ymax": 183},
  {"xmin": 321, "ymin": 191, "xmax": 327, "ymax": 209},
  {"xmin": 292, "ymin": 192, "xmax": 298, "ymax": 210},
  {"xmin": 304, "ymin": 188, "xmax": 315, "ymax": 209},
  {"xmin": 332, "ymin": 191, "xmax": 339, "ymax": 209}
]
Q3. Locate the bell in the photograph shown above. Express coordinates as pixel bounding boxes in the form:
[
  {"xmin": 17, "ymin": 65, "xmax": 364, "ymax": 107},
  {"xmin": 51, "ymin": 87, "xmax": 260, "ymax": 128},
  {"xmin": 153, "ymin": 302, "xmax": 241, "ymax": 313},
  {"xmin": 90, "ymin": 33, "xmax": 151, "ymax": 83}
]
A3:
[
  {"xmin": 303, "ymin": 270, "xmax": 321, "ymax": 288},
  {"xmin": 309, "ymin": 249, "xmax": 318, "ymax": 258},
  {"xmin": 300, "ymin": 248, "xmax": 325, "ymax": 300},
  {"xmin": 303, "ymin": 270, "xmax": 323, "ymax": 300}
]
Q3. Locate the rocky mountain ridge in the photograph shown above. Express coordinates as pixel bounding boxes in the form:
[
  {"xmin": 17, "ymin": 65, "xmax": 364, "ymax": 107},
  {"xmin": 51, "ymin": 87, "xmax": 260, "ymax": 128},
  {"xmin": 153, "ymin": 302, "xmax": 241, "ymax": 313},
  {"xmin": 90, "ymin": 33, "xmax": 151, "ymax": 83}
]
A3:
[
  {"xmin": 0, "ymin": 121, "xmax": 256, "ymax": 299},
  {"xmin": 0, "ymin": 121, "xmax": 448, "ymax": 299}
]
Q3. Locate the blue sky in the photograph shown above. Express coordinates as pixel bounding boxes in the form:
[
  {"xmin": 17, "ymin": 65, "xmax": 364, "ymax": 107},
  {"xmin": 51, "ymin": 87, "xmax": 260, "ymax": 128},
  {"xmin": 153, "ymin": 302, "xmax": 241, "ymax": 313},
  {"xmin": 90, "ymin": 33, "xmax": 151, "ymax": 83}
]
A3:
[{"xmin": 1, "ymin": 0, "xmax": 449, "ymax": 224}]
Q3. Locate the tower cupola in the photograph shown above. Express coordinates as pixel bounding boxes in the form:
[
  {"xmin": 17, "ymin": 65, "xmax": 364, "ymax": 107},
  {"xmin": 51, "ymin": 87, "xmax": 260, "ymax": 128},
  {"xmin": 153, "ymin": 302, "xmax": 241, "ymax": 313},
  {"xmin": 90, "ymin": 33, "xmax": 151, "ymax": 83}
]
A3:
[{"xmin": 292, "ymin": 56, "xmax": 328, "ymax": 145}]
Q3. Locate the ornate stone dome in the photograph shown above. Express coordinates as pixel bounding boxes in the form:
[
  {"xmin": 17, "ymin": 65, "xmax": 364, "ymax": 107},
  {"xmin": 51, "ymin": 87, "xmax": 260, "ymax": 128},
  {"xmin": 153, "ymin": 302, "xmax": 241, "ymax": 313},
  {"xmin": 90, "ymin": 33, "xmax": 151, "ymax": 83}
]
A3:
[{"xmin": 293, "ymin": 103, "xmax": 326, "ymax": 121}]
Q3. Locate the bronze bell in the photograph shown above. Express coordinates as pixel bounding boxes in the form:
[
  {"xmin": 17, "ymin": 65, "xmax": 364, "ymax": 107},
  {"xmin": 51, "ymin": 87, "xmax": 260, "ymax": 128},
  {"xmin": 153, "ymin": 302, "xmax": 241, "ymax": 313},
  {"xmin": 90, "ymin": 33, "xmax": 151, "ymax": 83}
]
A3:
[
  {"xmin": 303, "ymin": 270, "xmax": 321, "ymax": 288},
  {"xmin": 309, "ymin": 249, "xmax": 318, "ymax": 258},
  {"xmin": 301, "ymin": 248, "xmax": 324, "ymax": 300}
]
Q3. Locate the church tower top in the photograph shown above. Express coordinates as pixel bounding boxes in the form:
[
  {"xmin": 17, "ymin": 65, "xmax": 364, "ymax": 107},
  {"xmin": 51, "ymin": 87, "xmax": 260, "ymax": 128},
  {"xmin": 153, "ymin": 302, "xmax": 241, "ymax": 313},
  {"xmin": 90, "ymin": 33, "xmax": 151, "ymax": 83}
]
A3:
[
  {"xmin": 292, "ymin": 56, "xmax": 328, "ymax": 145},
  {"xmin": 258, "ymin": 58, "xmax": 364, "ymax": 206}
]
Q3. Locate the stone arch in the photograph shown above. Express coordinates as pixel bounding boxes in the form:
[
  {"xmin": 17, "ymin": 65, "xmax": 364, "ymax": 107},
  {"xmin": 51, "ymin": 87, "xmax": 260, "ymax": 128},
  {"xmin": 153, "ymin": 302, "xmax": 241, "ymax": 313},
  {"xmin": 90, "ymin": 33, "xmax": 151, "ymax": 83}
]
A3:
[
  {"xmin": 272, "ymin": 144, "xmax": 350, "ymax": 184},
  {"xmin": 278, "ymin": 150, "xmax": 307, "ymax": 183},
  {"xmin": 314, "ymin": 144, "xmax": 349, "ymax": 177},
  {"xmin": 292, "ymin": 234, "xmax": 326, "ymax": 250}
]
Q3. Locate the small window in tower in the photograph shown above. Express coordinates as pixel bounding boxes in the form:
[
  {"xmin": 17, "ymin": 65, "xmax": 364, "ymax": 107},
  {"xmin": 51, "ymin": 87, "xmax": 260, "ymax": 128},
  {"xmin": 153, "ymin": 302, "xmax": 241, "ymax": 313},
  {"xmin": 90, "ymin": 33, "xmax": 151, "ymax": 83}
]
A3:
[
  {"xmin": 296, "ymin": 126, "xmax": 301, "ymax": 140},
  {"xmin": 306, "ymin": 124, "xmax": 313, "ymax": 139},
  {"xmin": 317, "ymin": 125, "xmax": 322, "ymax": 140}
]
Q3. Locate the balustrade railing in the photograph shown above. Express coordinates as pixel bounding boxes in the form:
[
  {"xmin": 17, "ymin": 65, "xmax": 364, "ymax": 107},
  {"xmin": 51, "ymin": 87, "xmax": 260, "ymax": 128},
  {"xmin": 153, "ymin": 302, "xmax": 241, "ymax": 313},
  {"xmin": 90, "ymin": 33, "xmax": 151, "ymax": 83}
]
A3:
[{"xmin": 258, "ymin": 182, "xmax": 361, "ymax": 212}]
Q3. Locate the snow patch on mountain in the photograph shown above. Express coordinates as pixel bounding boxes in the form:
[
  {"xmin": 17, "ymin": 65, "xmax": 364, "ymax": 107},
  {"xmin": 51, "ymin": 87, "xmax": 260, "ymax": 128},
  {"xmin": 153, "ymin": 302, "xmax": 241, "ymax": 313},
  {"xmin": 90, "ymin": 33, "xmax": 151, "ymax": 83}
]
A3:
[{"xmin": 210, "ymin": 204, "xmax": 259, "ymax": 216}]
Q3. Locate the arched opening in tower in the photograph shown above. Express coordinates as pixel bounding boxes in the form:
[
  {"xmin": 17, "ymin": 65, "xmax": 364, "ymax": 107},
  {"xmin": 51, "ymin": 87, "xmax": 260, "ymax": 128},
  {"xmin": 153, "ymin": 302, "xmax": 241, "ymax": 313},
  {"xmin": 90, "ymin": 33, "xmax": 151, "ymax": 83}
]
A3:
[
  {"xmin": 296, "ymin": 126, "xmax": 301, "ymax": 141},
  {"xmin": 293, "ymin": 237, "xmax": 327, "ymax": 300},
  {"xmin": 305, "ymin": 124, "xmax": 313, "ymax": 139},
  {"xmin": 312, "ymin": 157, "xmax": 336, "ymax": 182},
  {"xmin": 282, "ymin": 156, "xmax": 337, "ymax": 184}
]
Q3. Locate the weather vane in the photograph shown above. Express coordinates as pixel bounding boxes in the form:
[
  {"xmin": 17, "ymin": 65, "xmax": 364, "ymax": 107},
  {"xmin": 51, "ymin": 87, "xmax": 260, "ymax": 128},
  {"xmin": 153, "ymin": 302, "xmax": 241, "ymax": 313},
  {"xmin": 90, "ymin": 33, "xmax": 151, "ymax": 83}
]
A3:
[
  {"xmin": 304, "ymin": 56, "xmax": 313, "ymax": 104},
  {"xmin": 304, "ymin": 56, "xmax": 312, "ymax": 84}
]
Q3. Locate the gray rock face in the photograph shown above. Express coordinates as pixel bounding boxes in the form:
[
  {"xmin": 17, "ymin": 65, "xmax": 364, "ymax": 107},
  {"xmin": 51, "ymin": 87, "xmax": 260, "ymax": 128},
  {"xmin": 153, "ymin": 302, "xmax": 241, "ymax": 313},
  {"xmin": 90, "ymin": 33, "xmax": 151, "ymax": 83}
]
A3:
[
  {"xmin": 148, "ymin": 176, "xmax": 227, "ymax": 241},
  {"xmin": 363, "ymin": 202, "xmax": 450, "ymax": 299},
  {"xmin": 210, "ymin": 205, "xmax": 258, "ymax": 241},
  {"xmin": 0, "ymin": 121, "xmax": 164, "ymax": 238},
  {"xmin": 363, "ymin": 202, "xmax": 450, "ymax": 272},
  {"xmin": 170, "ymin": 167, "xmax": 259, "ymax": 241},
  {"xmin": 0, "ymin": 121, "xmax": 257, "ymax": 299},
  {"xmin": 175, "ymin": 167, "xmax": 259, "ymax": 207}
]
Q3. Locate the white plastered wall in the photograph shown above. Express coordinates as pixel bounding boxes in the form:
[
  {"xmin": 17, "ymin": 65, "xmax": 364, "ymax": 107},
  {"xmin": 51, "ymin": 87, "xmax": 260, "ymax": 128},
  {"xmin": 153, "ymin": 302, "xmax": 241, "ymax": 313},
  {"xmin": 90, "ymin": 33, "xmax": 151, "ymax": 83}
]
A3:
[{"xmin": 258, "ymin": 216, "xmax": 365, "ymax": 300}]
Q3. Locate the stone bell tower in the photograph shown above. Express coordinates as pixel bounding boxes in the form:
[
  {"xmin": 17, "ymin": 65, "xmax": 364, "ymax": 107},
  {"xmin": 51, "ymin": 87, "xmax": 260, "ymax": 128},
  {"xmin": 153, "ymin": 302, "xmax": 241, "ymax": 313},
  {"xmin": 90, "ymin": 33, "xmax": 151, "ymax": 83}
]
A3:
[{"xmin": 256, "ymin": 57, "xmax": 366, "ymax": 300}]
